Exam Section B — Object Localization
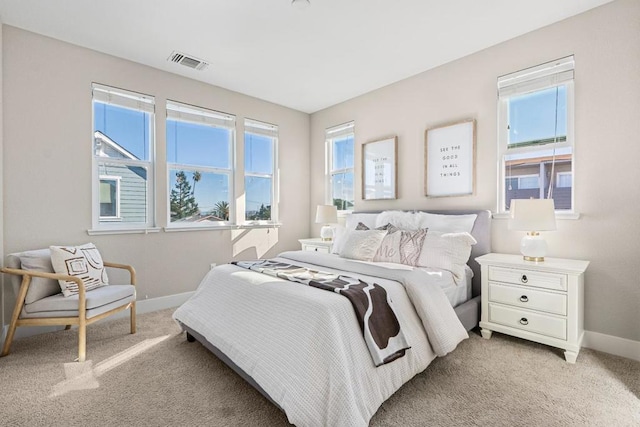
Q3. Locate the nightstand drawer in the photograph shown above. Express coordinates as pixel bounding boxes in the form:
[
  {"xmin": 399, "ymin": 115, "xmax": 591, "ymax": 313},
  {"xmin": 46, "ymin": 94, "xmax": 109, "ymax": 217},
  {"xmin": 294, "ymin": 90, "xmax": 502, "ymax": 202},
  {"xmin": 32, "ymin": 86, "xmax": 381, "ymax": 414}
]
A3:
[
  {"xmin": 488, "ymin": 266, "xmax": 567, "ymax": 291},
  {"xmin": 489, "ymin": 304, "xmax": 567, "ymax": 340},
  {"xmin": 304, "ymin": 245, "xmax": 330, "ymax": 253},
  {"xmin": 488, "ymin": 282, "xmax": 567, "ymax": 316}
]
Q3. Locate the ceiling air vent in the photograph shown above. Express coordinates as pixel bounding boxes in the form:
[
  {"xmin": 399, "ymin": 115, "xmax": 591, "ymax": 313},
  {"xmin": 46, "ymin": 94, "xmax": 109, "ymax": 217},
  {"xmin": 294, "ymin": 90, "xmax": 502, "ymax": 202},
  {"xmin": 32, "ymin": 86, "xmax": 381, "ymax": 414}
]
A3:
[{"xmin": 168, "ymin": 51, "xmax": 209, "ymax": 71}]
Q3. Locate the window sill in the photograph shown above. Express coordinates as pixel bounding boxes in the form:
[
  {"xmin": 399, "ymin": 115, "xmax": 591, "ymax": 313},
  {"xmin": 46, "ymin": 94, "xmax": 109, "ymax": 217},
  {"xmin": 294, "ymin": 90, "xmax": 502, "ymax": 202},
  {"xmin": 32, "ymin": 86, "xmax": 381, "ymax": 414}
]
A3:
[
  {"xmin": 87, "ymin": 227, "xmax": 162, "ymax": 236},
  {"xmin": 164, "ymin": 222, "xmax": 282, "ymax": 232},
  {"xmin": 492, "ymin": 212, "xmax": 581, "ymax": 220}
]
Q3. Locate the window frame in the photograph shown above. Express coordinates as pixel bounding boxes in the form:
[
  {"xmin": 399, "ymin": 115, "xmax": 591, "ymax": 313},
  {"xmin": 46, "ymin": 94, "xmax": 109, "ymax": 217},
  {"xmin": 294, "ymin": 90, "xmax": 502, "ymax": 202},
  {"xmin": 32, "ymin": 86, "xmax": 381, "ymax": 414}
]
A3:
[
  {"xmin": 243, "ymin": 118, "xmax": 278, "ymax": 224},
  {"xmin": 165, "ymin": 100, "xmax": 236, "ymax": 228},
  {"xmin": 497, "ymin": 56, "xmax": 576, "ymax": 214},
  {"xmin": 91, "ymin": 83, "xmax": 156, "ymax": 232},
  {"xmin": 325, "ymin": 121, "xmax": 355, "ymax": 213}
]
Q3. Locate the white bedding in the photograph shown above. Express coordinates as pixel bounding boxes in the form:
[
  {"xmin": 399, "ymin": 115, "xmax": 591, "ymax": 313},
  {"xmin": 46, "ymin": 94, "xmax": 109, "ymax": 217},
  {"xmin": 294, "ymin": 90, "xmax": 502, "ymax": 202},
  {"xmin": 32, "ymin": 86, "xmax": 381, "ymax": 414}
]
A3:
[
  {"xmin": 416, "ymin": 264, "xmax": 474, "ymax": 308},
  {"xmin": 173, "ymin": 250, "xmax": 468, "ymax": 427}
]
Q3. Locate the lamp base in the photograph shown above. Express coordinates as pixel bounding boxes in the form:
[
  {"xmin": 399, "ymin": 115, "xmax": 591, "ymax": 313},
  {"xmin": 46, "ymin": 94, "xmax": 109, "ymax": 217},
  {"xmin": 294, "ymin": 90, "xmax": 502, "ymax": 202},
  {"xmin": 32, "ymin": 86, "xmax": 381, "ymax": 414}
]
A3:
[
  {"xmin": 520, "ymin": 232, "xmax": 547, "ymax": 262},
  {"xmin": 320, "ymin": 225, "xmax": 334, "ymax": 241}
]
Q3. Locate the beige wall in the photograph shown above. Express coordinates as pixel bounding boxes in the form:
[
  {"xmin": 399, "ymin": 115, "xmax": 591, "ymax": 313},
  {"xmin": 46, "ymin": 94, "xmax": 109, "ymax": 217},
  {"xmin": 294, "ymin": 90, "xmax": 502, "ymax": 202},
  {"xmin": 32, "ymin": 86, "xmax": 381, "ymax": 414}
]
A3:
[
  {"xmin": 310, "ymin": 0, "xmax": 640, "ymax": 342},
  {"xmin": 1, "ymin": 26, "xmax": 310, "ymax": 325}
]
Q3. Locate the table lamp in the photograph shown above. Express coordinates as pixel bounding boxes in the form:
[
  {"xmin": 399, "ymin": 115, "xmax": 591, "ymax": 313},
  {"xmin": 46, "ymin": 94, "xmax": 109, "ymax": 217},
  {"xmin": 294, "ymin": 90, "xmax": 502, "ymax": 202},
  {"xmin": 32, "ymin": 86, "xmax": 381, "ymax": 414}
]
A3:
[
  {"xmin": 509, "ymin": 199, "xmax": 556, "ymax": 262},
  {"xmin": 315, "ymin": 205, "xmax": 338, "ymax": 241}
]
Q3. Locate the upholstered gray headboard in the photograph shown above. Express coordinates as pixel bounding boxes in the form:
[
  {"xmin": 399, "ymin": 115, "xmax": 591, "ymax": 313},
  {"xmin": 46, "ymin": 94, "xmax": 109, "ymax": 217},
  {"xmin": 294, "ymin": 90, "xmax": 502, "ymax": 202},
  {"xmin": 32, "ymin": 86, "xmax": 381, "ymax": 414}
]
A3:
[{"xmin": 356, "ymin": 210, "xmax": 492, "ymax": 298}]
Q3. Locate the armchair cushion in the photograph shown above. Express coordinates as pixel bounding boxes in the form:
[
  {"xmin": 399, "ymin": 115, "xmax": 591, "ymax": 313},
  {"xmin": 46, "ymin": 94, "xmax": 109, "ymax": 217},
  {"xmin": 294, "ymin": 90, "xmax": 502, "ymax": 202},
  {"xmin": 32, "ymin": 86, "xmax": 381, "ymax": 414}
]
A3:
[
  {"xmin": 22, "ymin": 284, "xmax": 135, "ymax": 319},
  {"xmin": 50, "ymin": 243, "xmax": 109, "ymax": 297},
  {"xmin": 7, "ymin": 249, "xmax": 61, "ymax": 304}
]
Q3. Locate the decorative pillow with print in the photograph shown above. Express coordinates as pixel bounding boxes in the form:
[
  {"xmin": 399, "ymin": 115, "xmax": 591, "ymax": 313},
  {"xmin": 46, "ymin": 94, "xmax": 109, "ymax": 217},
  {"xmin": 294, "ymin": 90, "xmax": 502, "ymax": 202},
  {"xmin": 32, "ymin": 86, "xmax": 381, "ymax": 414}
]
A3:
[
  {"xmin": 358, "ymin": 223, "xmax": 428, "ymax": 265},
  {"xmin": 339, "ymin": 230, "xmax": 388, "ymax": 262},
  {"xmin": 50, "ymin": 243, "xmax": 109, "ymax": 297}
]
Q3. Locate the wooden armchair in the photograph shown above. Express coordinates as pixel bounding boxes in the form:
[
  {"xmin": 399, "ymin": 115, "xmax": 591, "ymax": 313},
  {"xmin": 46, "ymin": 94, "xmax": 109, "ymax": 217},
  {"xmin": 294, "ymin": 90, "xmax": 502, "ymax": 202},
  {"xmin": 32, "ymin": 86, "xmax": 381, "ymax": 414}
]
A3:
[{"xmin": 1, "ymin": 249, "xmax": 136, "ymax": 362}]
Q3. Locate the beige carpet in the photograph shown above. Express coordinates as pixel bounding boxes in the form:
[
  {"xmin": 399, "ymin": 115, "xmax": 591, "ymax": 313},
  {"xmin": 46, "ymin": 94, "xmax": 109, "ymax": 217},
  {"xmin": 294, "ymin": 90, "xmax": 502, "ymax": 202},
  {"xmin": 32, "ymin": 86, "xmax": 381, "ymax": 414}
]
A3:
[{"xmin": 1, "ymin": 308, "xmax": 638, "ymax": 426}]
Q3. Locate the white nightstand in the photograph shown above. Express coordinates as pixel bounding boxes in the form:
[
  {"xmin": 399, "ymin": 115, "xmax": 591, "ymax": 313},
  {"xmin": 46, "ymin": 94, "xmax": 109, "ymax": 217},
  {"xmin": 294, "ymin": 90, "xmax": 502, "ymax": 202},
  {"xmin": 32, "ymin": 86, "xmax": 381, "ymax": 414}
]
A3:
[
  {"xmin": 298, "ymin": 238, "xmax": 333, "ymax": 253},
  {"xmin": 477, "ymin": 253, "xmax": 589, "ymax": 363}
]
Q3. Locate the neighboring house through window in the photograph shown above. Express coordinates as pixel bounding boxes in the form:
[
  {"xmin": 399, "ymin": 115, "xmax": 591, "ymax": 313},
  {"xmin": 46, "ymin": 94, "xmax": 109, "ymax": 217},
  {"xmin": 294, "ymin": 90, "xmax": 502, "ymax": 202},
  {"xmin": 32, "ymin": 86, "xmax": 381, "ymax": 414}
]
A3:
[
  {"xmin": 244, "ymin": 119, "xmax": 278, "ymax": 222},
  {"xmin": 326, "ymin": 121, "xmax": 355, "ymax": 211},
  {"xmin": 498, "ymin": 56, "xmax": 575, "ymax": 212},
  {"xmin": 166, "ymin": 100, "xmax": 235, "ymax": 226},
  {"xmin": 92, "ymin": 84, "xmax": 155, "ymax": 229}
]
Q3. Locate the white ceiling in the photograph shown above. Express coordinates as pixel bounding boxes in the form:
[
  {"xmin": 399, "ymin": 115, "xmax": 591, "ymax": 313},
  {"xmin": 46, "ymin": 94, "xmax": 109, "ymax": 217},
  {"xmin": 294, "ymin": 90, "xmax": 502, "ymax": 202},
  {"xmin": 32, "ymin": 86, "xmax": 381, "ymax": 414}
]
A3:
[{"xmin": 0, "ymin": 0, "xmax": 613, "ymax": 113}]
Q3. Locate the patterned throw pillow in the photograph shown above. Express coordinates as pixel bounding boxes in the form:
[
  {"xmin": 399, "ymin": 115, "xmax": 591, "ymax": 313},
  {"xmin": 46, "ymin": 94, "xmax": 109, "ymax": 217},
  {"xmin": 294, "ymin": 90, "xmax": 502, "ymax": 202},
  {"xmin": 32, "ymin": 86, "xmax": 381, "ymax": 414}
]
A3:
[
  {"xmin": 50, "ymin": 243, "xmax": 109, "ymax": 297},
  {"xmin": 358, "ymin": 223, "xmax": 427, "ymax": 266},
  {"xmin": 339, "ymin": 230, "xmax": 388, "ymax": 262}
]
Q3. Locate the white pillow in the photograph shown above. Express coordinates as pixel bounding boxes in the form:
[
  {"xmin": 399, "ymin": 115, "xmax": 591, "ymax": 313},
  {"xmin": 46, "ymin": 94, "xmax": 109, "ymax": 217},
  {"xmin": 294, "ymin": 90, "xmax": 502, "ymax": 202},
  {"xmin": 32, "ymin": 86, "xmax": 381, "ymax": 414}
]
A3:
[
  {"xmin": 375, "ymin": 210, "xmax": 422, "ymax": 230},
  {"xmin": 339, "ymin": 230, "xmax": 387, "ymax": 262},
  {"xmin": 50, "ymin": 243, "xmax": 109, "ymax": 297},
  {"xmin": 333, "ymin": 213, "xmax": 380, "ymax": 254},
  {"xmin": 416, "ymin": 232, "xmax": 477, "ymax": 282},
  {"xmin": 415, "ymin": 212, "xmax": 477, "ymax": 233},
  {"xmin": 331, "ymin": 224, "xmax": 346, "ymax": 254}
]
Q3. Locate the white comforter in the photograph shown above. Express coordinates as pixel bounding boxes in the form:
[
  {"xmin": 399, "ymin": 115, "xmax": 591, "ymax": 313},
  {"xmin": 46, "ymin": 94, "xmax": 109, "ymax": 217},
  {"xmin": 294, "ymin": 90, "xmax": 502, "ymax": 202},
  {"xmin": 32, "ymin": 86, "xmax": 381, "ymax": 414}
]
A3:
[{"xmin": 173, "ymin": 251, "xmax": 468, "ymax": 427}]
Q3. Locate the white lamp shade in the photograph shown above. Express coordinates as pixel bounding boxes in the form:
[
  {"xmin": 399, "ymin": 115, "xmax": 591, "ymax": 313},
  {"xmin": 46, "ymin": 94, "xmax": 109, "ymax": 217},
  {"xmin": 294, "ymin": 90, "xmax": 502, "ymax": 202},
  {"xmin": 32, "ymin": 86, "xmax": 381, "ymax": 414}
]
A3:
[
  {"xmin": 315, "ymin": 205, "xmax": 338, "ymax": 224},
  {"xmin": 509, "ymin": 199, "xmax": 557, "ymax": 232}
]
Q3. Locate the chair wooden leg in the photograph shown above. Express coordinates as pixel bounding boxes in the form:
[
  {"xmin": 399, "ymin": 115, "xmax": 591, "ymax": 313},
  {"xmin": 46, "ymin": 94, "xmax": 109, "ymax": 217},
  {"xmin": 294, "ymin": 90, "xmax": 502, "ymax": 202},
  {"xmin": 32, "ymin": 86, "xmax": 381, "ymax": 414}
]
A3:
[
  {"xmin": 1, "ymin": 318, "xmax": 19, "ymax": 357},
  {"xmin": 130, "ymin": 301, "xmax": 136, "ymax": 334},
  {"xmin": 78, "ymin": 319, "xmax": 86, "ymax": 362},
  {"xmin": 2, "ymin": 275, "xmax": 31, "ymax": 357}
]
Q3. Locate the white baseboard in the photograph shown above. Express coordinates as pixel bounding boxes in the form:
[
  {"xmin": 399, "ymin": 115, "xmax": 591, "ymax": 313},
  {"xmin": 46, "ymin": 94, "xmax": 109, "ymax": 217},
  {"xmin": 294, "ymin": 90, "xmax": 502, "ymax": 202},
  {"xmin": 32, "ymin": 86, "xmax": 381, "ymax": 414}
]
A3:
[
  {"xmin": 0, "ymin": 291, "xmax": 195, "ymax": 343},
  {"xmin": 583, "ymin": 331, "xmax": 640, "ymax": 362}
]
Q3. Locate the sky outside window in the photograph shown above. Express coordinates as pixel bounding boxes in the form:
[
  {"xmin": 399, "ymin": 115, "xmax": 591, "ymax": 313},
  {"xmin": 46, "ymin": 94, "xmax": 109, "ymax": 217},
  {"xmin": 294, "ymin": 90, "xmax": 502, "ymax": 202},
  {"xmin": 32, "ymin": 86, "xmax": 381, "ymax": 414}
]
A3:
[
  {"xmin": 94, "ymin": 102, "xmax": 150, "ymax": 160},
  {"xmin": 509, "ymin": 85, "xmax": 567, "ymax": 146}
]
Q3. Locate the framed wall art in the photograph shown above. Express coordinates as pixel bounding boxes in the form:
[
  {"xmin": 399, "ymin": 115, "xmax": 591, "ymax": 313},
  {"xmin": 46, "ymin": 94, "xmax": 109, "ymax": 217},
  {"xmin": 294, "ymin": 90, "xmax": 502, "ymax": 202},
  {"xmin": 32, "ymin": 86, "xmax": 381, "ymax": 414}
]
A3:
[
  {"xmin": 362, "ymin": 136, "xmax": 397, "ymax": 200},
  {"xmin": 424, "ymin": 119, "xmax": 476, "ymax": 197}
]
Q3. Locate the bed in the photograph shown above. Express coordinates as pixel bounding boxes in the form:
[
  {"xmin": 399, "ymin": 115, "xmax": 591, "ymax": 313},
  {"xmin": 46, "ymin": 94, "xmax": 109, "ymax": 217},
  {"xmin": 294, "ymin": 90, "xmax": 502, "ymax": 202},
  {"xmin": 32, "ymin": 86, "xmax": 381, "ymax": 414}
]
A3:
[{"xmin": 173, "ymin": 210, "xmax": 491, "ymax": 426}]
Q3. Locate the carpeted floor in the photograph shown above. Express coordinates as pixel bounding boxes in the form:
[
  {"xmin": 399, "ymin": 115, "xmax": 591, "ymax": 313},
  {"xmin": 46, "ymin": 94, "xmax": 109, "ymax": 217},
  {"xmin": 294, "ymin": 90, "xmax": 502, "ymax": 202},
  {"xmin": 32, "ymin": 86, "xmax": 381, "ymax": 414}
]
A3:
[{"xmin": 1, "ymin": 308, "xmax": 638, "ymax": 426}]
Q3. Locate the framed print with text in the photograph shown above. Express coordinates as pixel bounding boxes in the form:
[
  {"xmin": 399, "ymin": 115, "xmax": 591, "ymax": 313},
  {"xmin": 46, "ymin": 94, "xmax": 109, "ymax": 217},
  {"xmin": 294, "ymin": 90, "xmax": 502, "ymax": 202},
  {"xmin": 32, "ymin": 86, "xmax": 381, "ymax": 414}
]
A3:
[
  {"xmin": 425, "ymin": 119, "xmax": 476, "ymax": 197},
  {"xmin": 362, "ymin": 136, "xmax": 397, "ymax": 200}
]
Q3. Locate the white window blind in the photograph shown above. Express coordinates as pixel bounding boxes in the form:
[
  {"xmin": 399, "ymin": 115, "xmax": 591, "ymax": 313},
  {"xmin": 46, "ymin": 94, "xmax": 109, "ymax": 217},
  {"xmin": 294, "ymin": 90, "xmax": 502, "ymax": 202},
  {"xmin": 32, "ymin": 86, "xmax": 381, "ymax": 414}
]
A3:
[
  {"xmin": 92, "ymin": 83, "xmax": 155, "ymax": 113},
  {"xmin": 166, "ymin": 100, "xmax": 235, "ymax": 129},
  {"xmin": 326, "ymin": 121, "xmax": 355, "ymax": 139},
  {"xmin": 498, "ymin": 56, "xmax": 574, "ymax": 97},
  {"xmin": 245, "ymin": 118, "xmax": 278, "ymax": 138}
]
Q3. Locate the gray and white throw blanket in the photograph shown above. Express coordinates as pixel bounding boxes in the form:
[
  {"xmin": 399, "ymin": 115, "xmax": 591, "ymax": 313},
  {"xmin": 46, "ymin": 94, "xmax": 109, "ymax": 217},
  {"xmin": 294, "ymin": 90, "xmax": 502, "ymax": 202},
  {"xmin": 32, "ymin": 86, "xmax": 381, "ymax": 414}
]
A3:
[{"xmin": 232, "ymin": 259, "xmax": 410, "ymax": 367}]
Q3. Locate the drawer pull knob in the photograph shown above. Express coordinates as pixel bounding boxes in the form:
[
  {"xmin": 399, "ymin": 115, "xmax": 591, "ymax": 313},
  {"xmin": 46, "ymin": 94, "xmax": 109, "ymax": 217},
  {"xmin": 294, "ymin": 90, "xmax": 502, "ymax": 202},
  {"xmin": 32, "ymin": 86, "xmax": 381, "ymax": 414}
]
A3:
[
  {"xmin": 521, "ymin": 275, "xmax": 528, "ymax": 283},
  {"xmin": 519, "ymin": 295, "xmax": 529, "ymax": 303},
  {"xmin": 519, "ymin": 318, "xmax": 529, "ymax": 325}
]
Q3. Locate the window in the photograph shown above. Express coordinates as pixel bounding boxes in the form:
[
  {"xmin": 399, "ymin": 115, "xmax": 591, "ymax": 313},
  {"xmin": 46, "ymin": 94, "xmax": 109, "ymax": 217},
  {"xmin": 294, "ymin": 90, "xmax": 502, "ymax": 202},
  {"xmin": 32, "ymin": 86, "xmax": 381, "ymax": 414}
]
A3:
[
  {"xmin": 99, "ymin": 176, "xmax": 121, "ymax": 219},
  {"xmin": 506, "ymin": 174, "xmax": 540, "ymax": 191},
  {"xmin": 498, "ymin": 56, "xmax": 575, "ymax": 212},
  {"xmin": 166, "ymin": 101, "xmax": 235, "ymax": 226},
  {"xmin": 244, "ymin": 119, "xmax": 278, "ymax": 222},
  {"xmin": 92, "ymin": 84, "xmax": 155, "ymax": 229},
  {"xmin": 326, "ymin": 122, "xmax": 355, "ymax": 211},
  {"xmin": 557, "ymin": 172, "xmax": 572, "ymax": 188}
]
